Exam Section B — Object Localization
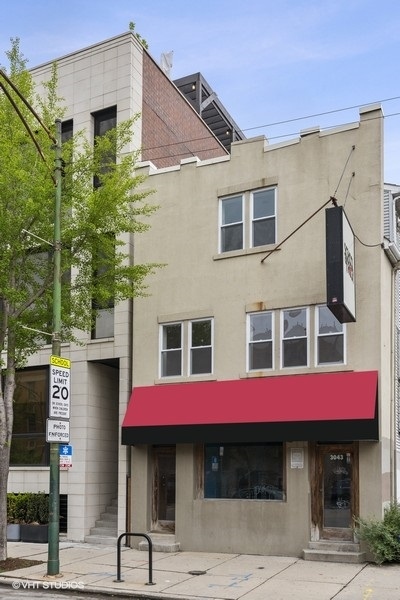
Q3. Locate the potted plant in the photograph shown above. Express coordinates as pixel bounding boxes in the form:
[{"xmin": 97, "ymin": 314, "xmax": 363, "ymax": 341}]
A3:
[
  {"xmin": 7, "ymin": 493, "xmax": 21, "ymax": 542},
  {"xmin": 20, "ymin": 492, "xmax": 49, "ymax": 543}
]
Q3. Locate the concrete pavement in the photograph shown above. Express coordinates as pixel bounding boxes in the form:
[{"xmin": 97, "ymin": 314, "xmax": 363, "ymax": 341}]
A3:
[{"xmin": 1, "ymin": 540, "xmax": 400, "ymax": 599}]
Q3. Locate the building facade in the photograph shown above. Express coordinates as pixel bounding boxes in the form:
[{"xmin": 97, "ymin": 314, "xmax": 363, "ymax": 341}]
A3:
[
  {"xmin": 122, "ymin": 104, "xmax": 400, "ymax": 557},
  {"xmin": 7, "ymin": 30, "xmax": 400, "ymax": 557}
]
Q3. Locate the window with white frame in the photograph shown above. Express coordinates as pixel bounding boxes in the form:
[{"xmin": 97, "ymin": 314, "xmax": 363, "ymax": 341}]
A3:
[
  {"xmin": 251, "ymin": 188, "xmax": 276, "ymax": 247},
  {"xmin": 220, "ymin": 195, "xmax": 243, "ymax": 252},
  {"xmin": 281, "ymin": 308, "xmax": 308, "ymax": 368},
  {"xmin": 161, "ymin": 323, "xmax": 182, "ymax": 377},
  {"xmin": 248, "ymin": 311, "xmax": 273, "ymax": 370},
  {"xmin": 160, "ymin": 318, "xmax": 213, "ymax": 377},
  {"xmin": 219, "ymin": 187, "xmax": 277, "ymax": 253},
  {"xmin": 190, "ymin": 319, "xmax": 213, "ymax": 375},
  {"xmin": 316, "ymin": 305, "xmax": 345, "ymax": 365}
]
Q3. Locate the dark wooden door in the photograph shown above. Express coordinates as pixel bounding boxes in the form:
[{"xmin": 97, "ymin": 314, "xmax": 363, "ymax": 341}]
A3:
[
  {"xmin": 312, "ymin": 443, "xmax": 358, "ymax": 540},
  {"xmin": 152, "ymin": 446, "xmax": 176, "ymax": 532}
]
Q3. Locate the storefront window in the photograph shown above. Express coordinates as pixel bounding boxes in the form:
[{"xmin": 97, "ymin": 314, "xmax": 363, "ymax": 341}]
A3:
[
  {"xmin": 204, "ymin": 443, "xmax": 284, "ymax": 500},
  {"xmin": 11, "ymin": 367, "xmax": 48, "ymax": 466}
]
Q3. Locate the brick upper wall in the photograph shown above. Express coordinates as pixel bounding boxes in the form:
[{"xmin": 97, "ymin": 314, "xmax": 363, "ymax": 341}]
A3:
[{"xmin": 142, "ymin": 53, "xmax": 228, "ymax": 168}]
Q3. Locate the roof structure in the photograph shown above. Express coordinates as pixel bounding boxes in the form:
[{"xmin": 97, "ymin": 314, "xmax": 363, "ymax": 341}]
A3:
[{"xmin": 173, "ymin": 72, "xmax": 245, "ymax": 152}]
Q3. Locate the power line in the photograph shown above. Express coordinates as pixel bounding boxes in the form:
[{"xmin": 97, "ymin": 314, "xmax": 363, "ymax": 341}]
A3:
[
  {"xmin": 141, "ymin": 107, "xmax": 400, "ymax": 162},
  {"xmin": 242, "ymin": 95, "xmax": 400, "ymax": 133}
]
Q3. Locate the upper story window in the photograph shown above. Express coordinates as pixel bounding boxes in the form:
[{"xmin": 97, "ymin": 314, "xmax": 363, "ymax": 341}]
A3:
[
  {"xmin": 190, "ymin": 319, "xmax": 213, "ymax": 375},
  {"xmin": 160, "ymin": 318, "xmax": 213, "ymax": 378},
  {"xmin": 247, "ymin": 311, "xmax": 273, "ymax": 371},
  {"xmin": 316, "ymin": 305, "xmax": 345, "ymax": 365},
  {"xmin": 91, "ymin": 107, "xmax": 117, "ymax": 338},
  {"xmin": 61, "ymin": 119, "xmax": 73, "ymax": 143},
  {"xmin": 281, "ymin": 308, "xmax": 308, "ymax": 368},
  {"xmin": 92, "ymin": 106, "xmax": 117, "ymax": 189},
  {"xmin": 251, "ymin": 188, "xmax": 276, "ymax": 247},
  {"xmin": 219, "ymin": 187, "xmax": 276, "ymax": 253},
  {"xmin": 161, "ymin": 323, "xmax": 182, "ymax": 377},
  {"xmin": 220, "ymin": 195, "xmax": 243, "ymax": 252}
]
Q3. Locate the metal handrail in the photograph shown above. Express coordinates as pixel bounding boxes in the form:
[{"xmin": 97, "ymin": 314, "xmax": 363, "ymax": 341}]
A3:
[{"xmin": 114, "ymin": 532, "xmax": 156, "ymax": 585}]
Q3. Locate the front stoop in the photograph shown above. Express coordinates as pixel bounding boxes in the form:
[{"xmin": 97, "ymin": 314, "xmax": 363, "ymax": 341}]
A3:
[
  {"xmin": 84, "ymin": 498, "xmax": 118, "ymax": 546},
  {"xmin": 302, "ymin": 541, "xmax": 366, "ymax": 563},
  {"xmin": 139, "ymin": 533, "xmax": 180, "ymax": 553}
]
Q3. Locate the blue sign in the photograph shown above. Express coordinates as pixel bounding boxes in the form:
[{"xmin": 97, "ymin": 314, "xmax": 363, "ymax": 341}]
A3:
[{"xmin": 60, "ymin": 444, "xmax": 72, "ymax": 456}]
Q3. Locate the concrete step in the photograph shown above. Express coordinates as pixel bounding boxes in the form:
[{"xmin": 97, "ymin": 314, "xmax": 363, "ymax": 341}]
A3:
[
  {"xmin": 308, "ymin": 541, "xmax": 361, "ymax": 552},
  {"xmin": 99, "ymin": 512, "xmax": 118, "ymax": 522},
  {"xmin": 96, "ymin": 518, "xmax": 117, "ymax": 528},
  {"xmin": 84, "ymin": 534, "xmax": 117, "ymax": 546},
  {"xmin": 303, "ymin": 549, "xmax": 366, "ymax": 563},
  {"xmin": 90, "ymin": 526, "xmax": 117, "ymax": 536},
  {"xmin": 139, "ymin": 533, "xmax": 180, "ymax": 553},
  {"xmin": 303, "ymin": 541, "xmax": 366, "ymax": 563},
  {"xmin": 104, "ymin": 505, "xmax": 117, "ymax": 514}
]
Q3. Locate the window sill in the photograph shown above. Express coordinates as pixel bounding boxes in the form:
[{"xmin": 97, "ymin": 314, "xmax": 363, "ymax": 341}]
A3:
[
  {"xmin": 9, "ymin": 466, "xmax": 50, "ymax": 470},
  {"xmin": 240, "ymin": 364, "xmax": 348, "ymax": 378},
  {"xmin": 155, "ymin": 374, "xmax": 217, "ymax": 385},
  {"xmin": 213, "ymin": 244, "xmax": 279, "ymax": 261}
]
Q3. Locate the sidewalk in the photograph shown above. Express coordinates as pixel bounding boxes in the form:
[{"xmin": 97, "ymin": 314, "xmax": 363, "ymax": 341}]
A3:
[{"xmin": 1, "ymin": 540, "xmax": 400, "ymax": 599}]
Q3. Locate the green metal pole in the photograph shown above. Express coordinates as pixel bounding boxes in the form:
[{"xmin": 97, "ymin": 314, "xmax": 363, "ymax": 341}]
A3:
[{"xmin": 47, "ymin": 118, "xmax": 62, "ymax": 576}]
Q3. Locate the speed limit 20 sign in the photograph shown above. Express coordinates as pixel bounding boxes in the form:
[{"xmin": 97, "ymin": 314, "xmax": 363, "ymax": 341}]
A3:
[{"xmin": 49, "ymin": 355, "xmax": 71, "ymax": 419}]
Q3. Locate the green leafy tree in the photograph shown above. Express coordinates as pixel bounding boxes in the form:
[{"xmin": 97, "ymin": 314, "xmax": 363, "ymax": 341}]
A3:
[{"xmin": 0, "ymin": 39, "xmax": 159, "ymax": 561}]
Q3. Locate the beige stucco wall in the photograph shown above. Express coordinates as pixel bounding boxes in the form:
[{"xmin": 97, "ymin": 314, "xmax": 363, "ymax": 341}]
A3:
[{"xmin": 128, "ymin": 104, "xmax": 395, "ymax": 555}]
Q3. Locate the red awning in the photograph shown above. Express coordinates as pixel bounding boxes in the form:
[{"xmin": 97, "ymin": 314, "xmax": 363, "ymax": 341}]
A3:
[{"xmin": 121, "ymin": 370, "xmax": 378, "ymax": 445}]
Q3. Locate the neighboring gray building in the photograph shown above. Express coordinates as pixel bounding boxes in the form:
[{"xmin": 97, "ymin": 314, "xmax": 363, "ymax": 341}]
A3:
[{"xmin": 7, "ymin": 31, "xmax": 227, "ymax": 543}]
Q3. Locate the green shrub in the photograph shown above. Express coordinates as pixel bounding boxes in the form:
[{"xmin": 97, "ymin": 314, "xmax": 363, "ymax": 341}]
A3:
[
  {"xmin": 7, "ymin": 492, "xmax": 49, "ymax": 525},
  {"xmin": 6, "ymin": 493, "xmax": 19, "ymax": 523},
  {"xmin": 355, "ymin": 502, "xmax": 400, "ymax": 564}
]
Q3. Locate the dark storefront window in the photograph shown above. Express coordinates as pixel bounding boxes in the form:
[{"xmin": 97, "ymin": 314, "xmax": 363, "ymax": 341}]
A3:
[
  {"xmin": 11, "ymin": 367, "xmax": 49, "ymax": 466},
  {"xmin": 204, "ymin": 443, "xmax": 284, "ymax": 500}
]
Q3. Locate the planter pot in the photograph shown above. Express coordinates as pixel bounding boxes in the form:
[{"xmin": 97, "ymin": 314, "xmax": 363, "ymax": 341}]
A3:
[
  {"xmin": 7, "ymin": 523, "xmax": 21, "ymax": 542},
  {"xmin": 20, "ymin": 524, "xmax": 48, "ymax": 543}
]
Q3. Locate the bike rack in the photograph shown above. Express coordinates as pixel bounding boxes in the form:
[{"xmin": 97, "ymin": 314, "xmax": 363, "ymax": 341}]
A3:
[{"xmin": 114, "ymin": 532, "xmax": 156, "ymax": 585}]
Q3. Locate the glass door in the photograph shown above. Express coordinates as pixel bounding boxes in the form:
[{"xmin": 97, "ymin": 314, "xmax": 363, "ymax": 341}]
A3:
[{"xmin": 315, "ymin": 444, "xmax": 358, "ymax": 540}]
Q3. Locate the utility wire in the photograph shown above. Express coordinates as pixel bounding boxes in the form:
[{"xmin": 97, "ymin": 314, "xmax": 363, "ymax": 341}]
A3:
[
  {"xmin": 242, "ymin": 95, "xmax": 400, "ymax": 133},
  {"xmin": 141, "ymin": 109, "xmax": 398, "ymax": 163},
  {"xmin": 260, "ymin": 195, "xmax": 337, "ymax": 264},
  {"xmin": 260, "ymin": 145, "xmax": 356, "ymax": 263}
]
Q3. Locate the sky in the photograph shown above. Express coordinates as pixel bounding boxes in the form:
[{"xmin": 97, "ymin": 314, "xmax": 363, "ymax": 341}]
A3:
[{"xmin": 1, "ymin": 0, "xmax": 399, "ymax": 184}]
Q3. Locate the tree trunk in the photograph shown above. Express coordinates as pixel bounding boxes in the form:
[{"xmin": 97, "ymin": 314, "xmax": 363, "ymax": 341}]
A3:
[
  {"xmin": 0, "ymin": 441, "xmax": 11, "ymax": 561},
  {"xmin": 0, "ymin": 330, "xmax": 16, "ymax": 562}
]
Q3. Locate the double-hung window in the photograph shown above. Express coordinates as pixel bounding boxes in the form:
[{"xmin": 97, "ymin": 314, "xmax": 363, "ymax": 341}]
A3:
[
  {"xmin": 220, "ymin": 195, "xmax": 243, "ymax": 252},
  {"xmin": 281, "ymin": 308, "xmax": 308, "ymax": 367},
  {"xmin": 190, "ymin": 319, "xmax": 213, "ymax": 375},
  {"xmin": 316, "ymin": 305, "xmax": 345, "ymax": 365},
  {"xmin": 248, "ymin": 311, "xmax": 273, "ymax": 370},
  {"xmin": 161, "ymin": 323, "xmax": 182, "ymax": 377},
  {"xmin": 219, "ymin": 187, "xmax": 277, "ymax": 253},
  {"xmin": 251, "ymin": 188, "xmax": 276, "ymax": 247},
  {"xmin": 160, "ymin": 318, "xmax": 213, "ymax": 377}
]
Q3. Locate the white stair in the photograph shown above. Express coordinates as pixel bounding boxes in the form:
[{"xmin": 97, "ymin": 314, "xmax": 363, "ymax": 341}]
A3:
[{"xmin": 84, "ymin": 498, "xmax": 118, "ymax": 546}]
